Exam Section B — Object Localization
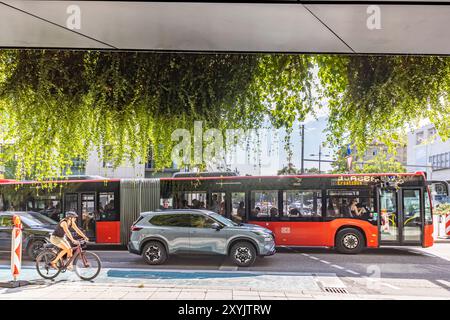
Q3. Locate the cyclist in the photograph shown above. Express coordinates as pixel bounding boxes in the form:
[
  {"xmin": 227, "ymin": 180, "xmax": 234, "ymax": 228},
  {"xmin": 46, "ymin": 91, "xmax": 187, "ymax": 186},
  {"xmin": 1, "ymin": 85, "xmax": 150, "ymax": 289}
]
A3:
[{"xmin": 49, "ymin": 211, "xmax": 89, "ymax": 270}]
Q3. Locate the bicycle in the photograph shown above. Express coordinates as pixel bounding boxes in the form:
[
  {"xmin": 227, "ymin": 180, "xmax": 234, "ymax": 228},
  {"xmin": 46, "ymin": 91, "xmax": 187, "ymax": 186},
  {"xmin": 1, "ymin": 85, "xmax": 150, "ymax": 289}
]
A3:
[{"xmin": 35, "ymin": 239, "xmax": 102, "ymax": 281}]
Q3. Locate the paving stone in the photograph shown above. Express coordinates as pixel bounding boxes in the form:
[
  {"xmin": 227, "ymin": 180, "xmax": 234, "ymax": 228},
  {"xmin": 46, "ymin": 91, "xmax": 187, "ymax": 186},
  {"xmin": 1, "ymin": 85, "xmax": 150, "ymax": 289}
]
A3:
[
  {"xmin": 232, "ymin": 295, "xmax": 261, "ymax": 300},
  {"xmin": 149, "ymin": 291, "xmax": 181, "ymax": 299}
]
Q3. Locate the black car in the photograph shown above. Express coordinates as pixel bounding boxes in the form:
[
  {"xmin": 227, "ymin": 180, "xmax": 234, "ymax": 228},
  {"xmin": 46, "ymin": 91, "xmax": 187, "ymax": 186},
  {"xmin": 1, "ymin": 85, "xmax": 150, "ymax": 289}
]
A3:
[{"xmin": 0, "ymin": 211, "xmax": 55, "ymax": 260}]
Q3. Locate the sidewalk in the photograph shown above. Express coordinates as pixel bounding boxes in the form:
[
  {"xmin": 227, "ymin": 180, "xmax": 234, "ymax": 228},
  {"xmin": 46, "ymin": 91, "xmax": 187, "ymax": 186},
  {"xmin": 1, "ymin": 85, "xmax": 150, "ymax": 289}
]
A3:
[
  {"xmin": 0, "ymin": 280, "xmax": 447, "ymax": 300},
  {"xmin": 412, "ymin": 242, "xmax": 450, "ymax": 261}
]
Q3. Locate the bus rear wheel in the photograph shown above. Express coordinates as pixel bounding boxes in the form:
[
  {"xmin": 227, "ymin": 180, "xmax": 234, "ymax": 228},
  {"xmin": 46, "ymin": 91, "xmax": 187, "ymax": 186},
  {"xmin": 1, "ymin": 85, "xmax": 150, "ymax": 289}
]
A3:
[{"xmin": 335, "ymin": 228, "xmax": 365, "ymax": 254}]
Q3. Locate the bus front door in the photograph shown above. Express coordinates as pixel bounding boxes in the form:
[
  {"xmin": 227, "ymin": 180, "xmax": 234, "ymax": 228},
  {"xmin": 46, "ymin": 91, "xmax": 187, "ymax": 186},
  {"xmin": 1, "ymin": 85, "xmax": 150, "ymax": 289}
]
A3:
[{"xmin": 379, "ymin": 188, "xmax": 423, "ymax": 245}]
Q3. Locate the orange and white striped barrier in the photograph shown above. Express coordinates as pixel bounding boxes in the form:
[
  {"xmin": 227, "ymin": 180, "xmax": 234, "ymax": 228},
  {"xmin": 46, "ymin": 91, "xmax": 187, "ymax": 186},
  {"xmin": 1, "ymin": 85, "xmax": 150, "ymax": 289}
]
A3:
[
  {"xmin": 11, "ymin": 215, "xmax": 23, "ymax": 281},
  {"xmin": 446, "ymin": 213, "xmax": 450, "ymax": 238}
]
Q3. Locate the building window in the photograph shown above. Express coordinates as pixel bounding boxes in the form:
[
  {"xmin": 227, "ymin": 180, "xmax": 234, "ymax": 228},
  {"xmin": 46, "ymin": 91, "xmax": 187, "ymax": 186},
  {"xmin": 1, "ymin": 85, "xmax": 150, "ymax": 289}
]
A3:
[
  {"xmin": 428, "ymin": 127, "xmax": 437, "ymax": 139},
  {"xmin": 102, "ymin": 146, "xmax": 114, "ymax": 168},
  {"xmin": 416, "ymin": 131, "xmax": 424, "ymax": 145},
  {"xmin": 69, "ymin": 158, "xmax": 86, "ymax": 175},
  {"xmin": 430, "ymin": 152, "xmax": 450, "ymax": 171}
]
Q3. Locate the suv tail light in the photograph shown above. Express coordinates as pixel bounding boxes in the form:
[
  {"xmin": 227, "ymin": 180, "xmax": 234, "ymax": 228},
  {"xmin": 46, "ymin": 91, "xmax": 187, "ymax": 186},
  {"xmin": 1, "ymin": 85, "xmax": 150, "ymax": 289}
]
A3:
[{"xmin": 131, "ymin": 226, "xmax": 142, "ymax": 231}]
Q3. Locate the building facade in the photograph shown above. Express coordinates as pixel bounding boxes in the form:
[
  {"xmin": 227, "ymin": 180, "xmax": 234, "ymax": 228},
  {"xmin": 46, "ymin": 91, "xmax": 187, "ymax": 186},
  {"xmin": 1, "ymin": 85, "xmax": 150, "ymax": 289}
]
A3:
[
  {"xmin": 407, "ymin": 124, "xmax": 450, "ymax": 180},
  {"xmin": 361, "ymin": 140, "xmax": 408, "ymax": 165}
]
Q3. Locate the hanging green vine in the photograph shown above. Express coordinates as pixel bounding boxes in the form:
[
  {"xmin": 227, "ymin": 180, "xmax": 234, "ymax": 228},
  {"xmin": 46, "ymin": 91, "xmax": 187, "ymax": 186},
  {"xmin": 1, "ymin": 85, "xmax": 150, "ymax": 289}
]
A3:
[{"xmin": 0, "ymin": 50, "xmax": 449, "ymax": 180}]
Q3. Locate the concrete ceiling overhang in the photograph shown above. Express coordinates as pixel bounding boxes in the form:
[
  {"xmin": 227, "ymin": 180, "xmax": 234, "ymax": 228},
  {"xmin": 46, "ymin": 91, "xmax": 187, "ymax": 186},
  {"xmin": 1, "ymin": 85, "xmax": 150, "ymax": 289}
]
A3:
[{"xmin": 1, "ymin": 1, "xmax": 450, "ymax": 54}]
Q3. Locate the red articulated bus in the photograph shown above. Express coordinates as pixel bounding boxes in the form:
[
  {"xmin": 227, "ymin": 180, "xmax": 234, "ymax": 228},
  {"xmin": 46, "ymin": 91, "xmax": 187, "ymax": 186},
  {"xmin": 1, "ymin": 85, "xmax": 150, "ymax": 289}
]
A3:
[
  {"xmin": 0, "ymin": 172, "xmax": 434, "ymax": 253},
  {"xmin": 160, "ymin": 172, "xmax": 434, "ymax": 253}
]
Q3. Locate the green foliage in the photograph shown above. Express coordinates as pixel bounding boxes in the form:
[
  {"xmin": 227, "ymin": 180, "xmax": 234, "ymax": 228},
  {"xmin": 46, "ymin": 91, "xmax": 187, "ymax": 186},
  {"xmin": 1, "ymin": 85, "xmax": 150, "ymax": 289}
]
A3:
[
  {"xmin": 0, "ymin": 51, "xmax": 315, "ymax": 180},
  {"xmin": 277, "ymin": 163, "xmax": 299, "ymax": 175},
  {"xmin": 331, "ymin": 146, "xmax": 350, "ymax": 174},
  {"xmin": 434, "ymin": 203, "xmax": 450, "ymax": 216},
  {"xmin": 0, "ymin": 51, "xmax": 449, "ymax": 180},
  {"xmin": 355, "ymin": 153, "xmax": 406, "ymax": 174},
  {"xmin": 316, "ymin": 55, "xmax": 450, "ymax": 153}
]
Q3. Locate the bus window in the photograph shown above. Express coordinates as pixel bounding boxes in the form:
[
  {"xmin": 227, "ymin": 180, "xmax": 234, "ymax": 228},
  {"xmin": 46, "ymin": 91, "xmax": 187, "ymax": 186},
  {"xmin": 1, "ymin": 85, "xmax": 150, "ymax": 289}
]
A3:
[
  {"xmin": 326, "ymin": 190, "xmax": 374, "ymax": 221},
  {"xmin": 380, "ymin": 189, "xmax": 398, "ymax": 241},
  {"xmin": 231, "ymin": 192, "xmax": 245, "ymax": 223},
  {"xmin": 424, "ymin": 190, "xmax": 432, "ymax": 225},
  {"xmin": 282, "ymin": 190, "xmax": 322, "ymax": 219},
  {"xmin": 250, "ymin": 191, "xmax": 279, "ymax": 219},
  {"xmin": 176, "ymin": 192, "xmax": 207, "ymax": 209},
  {"xmin": 160, "ymin": 198, "xmax": 173, "ymax": 209},
  {"xmin": 0, "ymin": 193, "xmax": 5, "ymax": 211},
  {"xmin": 403, "ymin": 189, "xmax": 422, "ymax": 242},
  {"xmin": 99, "ymin": 192, "xmax": 117, "ymax": 221},
  {"xmin": 34, "ymin": 195, "xmax": 62, "ymax": 221},
  {"xmin": 209, "ymin": 192, "xmax": 226, "ymax": 216}
]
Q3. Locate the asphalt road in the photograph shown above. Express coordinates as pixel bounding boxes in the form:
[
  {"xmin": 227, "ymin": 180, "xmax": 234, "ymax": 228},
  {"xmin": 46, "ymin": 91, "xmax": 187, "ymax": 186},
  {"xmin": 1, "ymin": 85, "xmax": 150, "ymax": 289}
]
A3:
[{"xmin": 1, "ymin": 246, "xmax": 450, "ymax": 298}]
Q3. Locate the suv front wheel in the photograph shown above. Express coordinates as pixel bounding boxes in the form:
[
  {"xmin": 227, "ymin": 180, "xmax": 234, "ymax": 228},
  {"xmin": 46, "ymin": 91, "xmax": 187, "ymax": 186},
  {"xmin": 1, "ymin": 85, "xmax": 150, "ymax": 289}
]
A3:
[
  {"xmin": 142, "ymin": 241, "xmax": 168, "ymax": 265},
  {"xmin": 230, "ymin": 241, "xmax": 257, "ymax": 267}
]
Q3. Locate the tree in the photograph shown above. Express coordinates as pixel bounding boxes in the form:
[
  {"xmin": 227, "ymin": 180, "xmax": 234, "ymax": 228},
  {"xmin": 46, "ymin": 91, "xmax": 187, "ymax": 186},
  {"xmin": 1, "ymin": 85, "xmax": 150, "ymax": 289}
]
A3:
[
  {"xmin": 316, "ymin": 55, "xmax": 450, "ymax": 154},
  {"xmin": 277, "ymin": 163, "xmax": 299, "ymax": 175},
  {"xmin": 355, "ymin": 153, "xmax": 406, "ymax": 173},
  {"xmin": 304, "ymin": 167, "xmax": 320, "ymax": 174},
  {"xmin": 331, "ymin": 146, "xmax": 350, "ymax": 174}
]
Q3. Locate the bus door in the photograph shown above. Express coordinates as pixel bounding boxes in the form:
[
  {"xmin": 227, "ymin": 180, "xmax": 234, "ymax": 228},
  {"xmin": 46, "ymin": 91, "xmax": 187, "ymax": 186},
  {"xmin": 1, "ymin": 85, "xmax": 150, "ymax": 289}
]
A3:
[
  {"xmin": 64, "ymin": 192, "xmax": 97, "ymax": 240},
  {"xmin": 379, "ymin": 188, "xmax": 423, "ymax": 245}
]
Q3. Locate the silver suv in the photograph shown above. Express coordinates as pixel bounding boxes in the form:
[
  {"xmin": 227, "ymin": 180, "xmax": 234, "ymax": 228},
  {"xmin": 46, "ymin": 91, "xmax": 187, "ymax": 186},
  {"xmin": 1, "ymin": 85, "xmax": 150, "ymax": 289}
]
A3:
[{"xmin": 128, "ymin": 209, "xmax": 275, "ymax": 267}]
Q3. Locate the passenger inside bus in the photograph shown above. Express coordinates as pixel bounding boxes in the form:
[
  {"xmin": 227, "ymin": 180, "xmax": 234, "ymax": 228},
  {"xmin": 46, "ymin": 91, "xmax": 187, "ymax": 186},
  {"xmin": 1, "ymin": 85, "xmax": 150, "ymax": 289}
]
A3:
[
  {"xmin": 327, "ymin": 198, "xmax": 340, "ymax": 217},
  {"xmin": 232, "ymin": 201, "xmax": 245, "ymax": 222},
  {"xmin": 269, "ymin": 207, "xmax": 279, "ymax": 217},
  {"xmin": 209, "ymin": 194, "xmax": 219, "ymax": 212}
]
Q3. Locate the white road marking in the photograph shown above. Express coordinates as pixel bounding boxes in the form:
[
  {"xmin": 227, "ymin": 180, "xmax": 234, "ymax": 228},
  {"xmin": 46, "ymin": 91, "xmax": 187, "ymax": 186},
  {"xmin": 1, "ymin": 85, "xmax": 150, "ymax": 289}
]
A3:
[
  {"xmin": 302, "ymin": 253, "xmax": 310, "ymax": 257},
  {"xmin": 218, "ymin": 265, "xmax": 238, "ymax": 271},
  {"xmin": 331, "ymin": 265, "xmax": 345, "ymax": 270},
  {"xmin": 345, "ymin": 269, "xmax": 360, "ymax": 275},
  {"xmin": 309, "ymin": 256, "xmax": 320, "ymax": 260},
  {"xmin": 319, "ymin": 260, "xmax": 331, "ymax": 264},
  {"xmin": 436, "ymin": 280, "xmax": 450, "ymax": 288}
]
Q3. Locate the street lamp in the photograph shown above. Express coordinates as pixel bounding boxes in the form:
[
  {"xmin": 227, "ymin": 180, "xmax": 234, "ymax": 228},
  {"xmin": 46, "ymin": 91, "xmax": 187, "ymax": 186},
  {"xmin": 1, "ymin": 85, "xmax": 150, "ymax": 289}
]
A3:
[
  {"xmin": 309, "ymin": 144, "xmax": 331, "ymax": 173},
  {"xmin": 300, "ymin": 123, "xmax": 305, "ymax": 174}
]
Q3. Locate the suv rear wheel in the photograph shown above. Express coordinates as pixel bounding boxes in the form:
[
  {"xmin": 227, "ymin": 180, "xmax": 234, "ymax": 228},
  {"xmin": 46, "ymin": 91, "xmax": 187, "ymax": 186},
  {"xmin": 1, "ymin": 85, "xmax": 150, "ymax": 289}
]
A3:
[
  {"xmin": 142, "ymin": 241, "xmax": 168, "ymax": 265},
  {"xmin": 27, "ymin": 239, "xmax": 46, "ymax": 260},
  {"xmin": 230, "ymin": 241, "xmax": 256, "ymax": 267}
]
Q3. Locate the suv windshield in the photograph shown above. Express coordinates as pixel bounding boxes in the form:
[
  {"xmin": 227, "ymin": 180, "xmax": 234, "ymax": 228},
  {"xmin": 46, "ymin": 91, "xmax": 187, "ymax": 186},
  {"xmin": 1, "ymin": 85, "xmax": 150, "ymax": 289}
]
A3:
[
  {"xmin": 207, "ymin": 212, "xmax": 239, "ymax": 227},
  {"xmin": 25, "ymin": 212, "xmax": 57, "ymax": 225},
  {"xmin": 18, "ymin": 215, "xmax": 44, "ymax": 228}
]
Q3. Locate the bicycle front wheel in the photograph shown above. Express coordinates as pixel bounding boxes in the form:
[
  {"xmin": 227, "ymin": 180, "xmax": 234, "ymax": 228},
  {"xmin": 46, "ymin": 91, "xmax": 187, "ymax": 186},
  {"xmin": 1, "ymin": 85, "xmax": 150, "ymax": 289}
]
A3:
[
  {"xmin": 36, "ymin": 250, "xmax": 61, "ymax": 280},
  {"xmin": 74, "ymin": 251, "xmax": 102, "ymax": 281}
]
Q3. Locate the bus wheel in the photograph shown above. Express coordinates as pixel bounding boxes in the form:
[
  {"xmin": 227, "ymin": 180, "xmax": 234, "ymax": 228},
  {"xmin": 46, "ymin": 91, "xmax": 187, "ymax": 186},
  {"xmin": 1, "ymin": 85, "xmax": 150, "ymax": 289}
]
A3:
[
  {"xmin": 230, "ymin": 241, "xmax": 256, "ymax": 267},
  {"xmin": 142, "ymin": 241, "xmax": 167, "ymax": 265},
  {"xmin": 336, "ymin": 228, "xmax": 365, "ymax": 254}
]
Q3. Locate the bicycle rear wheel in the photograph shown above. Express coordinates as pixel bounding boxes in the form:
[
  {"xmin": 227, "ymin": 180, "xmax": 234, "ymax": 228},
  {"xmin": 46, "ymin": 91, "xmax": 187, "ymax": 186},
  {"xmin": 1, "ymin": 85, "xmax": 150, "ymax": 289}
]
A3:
[
  {"xmin": 36, "ymin": 250, "xmax": 61, "ymax": 280},
  {"xmin": 74, "ymin": 251, "xmax": 102, "ymax": 281}
]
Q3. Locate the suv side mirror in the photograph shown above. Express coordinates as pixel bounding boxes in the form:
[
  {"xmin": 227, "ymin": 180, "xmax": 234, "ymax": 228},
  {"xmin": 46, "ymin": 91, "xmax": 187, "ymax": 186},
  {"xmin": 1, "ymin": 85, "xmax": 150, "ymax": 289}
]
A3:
[{"xmin": 211, "ymin": 222, "xmax": 222, "ymax": 231}]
